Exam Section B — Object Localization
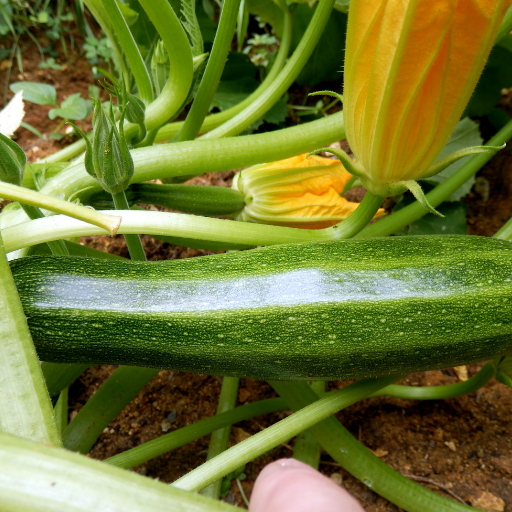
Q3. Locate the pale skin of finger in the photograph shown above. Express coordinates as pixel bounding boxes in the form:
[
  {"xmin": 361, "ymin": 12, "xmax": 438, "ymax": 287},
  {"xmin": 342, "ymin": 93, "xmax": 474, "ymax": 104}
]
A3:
[{"xmin": 249, "ymin": 458, "xmax": 366, "ymax": 512}]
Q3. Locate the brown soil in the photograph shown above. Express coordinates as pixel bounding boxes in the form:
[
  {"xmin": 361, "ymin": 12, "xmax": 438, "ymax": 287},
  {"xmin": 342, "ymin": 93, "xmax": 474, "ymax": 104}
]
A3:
[{"xmin": 4, "ymin": 27, "xmax": 512, "ymax": 512}]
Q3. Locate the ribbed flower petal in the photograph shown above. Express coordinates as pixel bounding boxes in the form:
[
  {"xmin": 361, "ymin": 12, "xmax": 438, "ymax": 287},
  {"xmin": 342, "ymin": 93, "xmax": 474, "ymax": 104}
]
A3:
[
  {"xmin": 233, "ymin": 153, "xmax": 385, "ymax": 228},
  {"xmin": 343, "ymin": 0, "xmax": 511, "ymax": 193}
]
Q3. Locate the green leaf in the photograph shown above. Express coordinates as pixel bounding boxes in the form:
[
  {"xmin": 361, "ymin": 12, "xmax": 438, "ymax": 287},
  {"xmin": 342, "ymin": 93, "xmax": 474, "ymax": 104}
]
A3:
[
  {"xmin": 48, "ymin": 94, "xmax": 88, "ymax": 120},
  {"xmin": 263, "ymin": 94, "xmax": 288, "ymax": 124},
  {"xmin": 181, "ymin": 0, "xmax": 204, "ymax": 57},
  {"xmin": 10, "ymin": 82, "xmax": 57, "ymax": 106},
  {"xmin": 116, "ymin": 0, "xmax": 139, "ymax": 26},
  {"xmin": 210, "ymin": 77, "xmax": 259, "ymax": 111},
  {"xmin": 290, "ymin": 5, "xmax": 347, "ymax": 86},
  {"xmin": 246, "ymin": 0, "xmax": 285, "ymax": 37},
  {"xmin": 394, "ymin": 200, "xmax": 467, "ymax": 236},
  {"xmin": 422, "ymin": 118, "xmax": 483, "ymax": 201},
  {"xmin": 464, "ymin": 45, "xmax": 512, "ymax": 117}
]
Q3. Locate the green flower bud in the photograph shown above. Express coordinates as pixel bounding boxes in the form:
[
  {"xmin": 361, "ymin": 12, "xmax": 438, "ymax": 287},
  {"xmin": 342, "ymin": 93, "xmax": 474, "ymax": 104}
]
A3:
[
  {"xmin": 80, "ymin": 98, "xmax": 134, "ymax": 194},
  {"xmin": 125, "ymin": 93, "xmax": 146, "ymax": 125},
  {"xmin": 0, "ymin": 132, "xmax": 26, "ymax": 186}
]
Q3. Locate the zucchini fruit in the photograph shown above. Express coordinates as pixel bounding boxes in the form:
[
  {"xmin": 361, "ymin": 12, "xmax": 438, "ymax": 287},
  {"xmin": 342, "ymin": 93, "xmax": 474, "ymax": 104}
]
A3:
[{"xmin": 10, "ymin": 235, "xmax": 512, "ymax": 380}]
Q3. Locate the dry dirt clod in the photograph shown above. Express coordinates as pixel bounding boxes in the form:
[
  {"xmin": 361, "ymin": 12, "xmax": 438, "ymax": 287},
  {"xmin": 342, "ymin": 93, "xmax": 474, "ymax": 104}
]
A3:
[{"xmin": 469, "ymin": 491, "xmax": 506, "ymax": 512}]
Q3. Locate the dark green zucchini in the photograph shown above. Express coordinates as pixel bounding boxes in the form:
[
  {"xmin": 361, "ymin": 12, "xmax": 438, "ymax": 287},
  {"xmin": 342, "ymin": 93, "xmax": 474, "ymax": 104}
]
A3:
[{"xmin": 10, "ymin": 235, "xmax": 512, "ymax": 380}]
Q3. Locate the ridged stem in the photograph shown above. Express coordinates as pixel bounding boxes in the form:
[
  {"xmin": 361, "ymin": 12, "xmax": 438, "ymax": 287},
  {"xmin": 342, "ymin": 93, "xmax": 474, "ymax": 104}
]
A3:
[
  {"xmin": 0, "ymin": 432, "xmax": 237, "ymax": 512},
  {"xmin": 173, "ymin": 0, "xmax": 243, "ymax": 142},
  {"xmin": 19, "ymin": 203, "xmax": 69, "ymax": 255},
  {"xmin": 17, "ymin": 111, "xmax": 346, "ymax": 211},
  {"xmin": 55, "ymin": 387, "xmax": 69, "ymax": 435},
  {"xmin": 62, "ymin": 366, "xmax": 159, "ymax": 453},
  {"xmin": 272, "ymin": 381, "xmax": 476, "ymax": 512},
  {"xmin": 200, "ymin": 377, "xmax": 240, "ymax": 499},
  {"xmin": 0, "ymin": 231, "xmax": 60, "ymax": 446},
  {"xmin": 202, "ymin": 0, "xmax": 336, "ymax": 139},
  {"xmin": 172, "ymin": 376, "xmax": 398, "ymax": 492},
  {"xmin": 0, "ymin": 181, "xmax": 121, "ymax": 235}
]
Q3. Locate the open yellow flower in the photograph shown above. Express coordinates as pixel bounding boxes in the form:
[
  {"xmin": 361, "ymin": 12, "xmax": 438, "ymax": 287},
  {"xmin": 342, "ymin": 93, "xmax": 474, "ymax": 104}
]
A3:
[
  {"xmin": 232, "ymin": 153, "xmax": 385, "ymax": 229},
  {"xmin": 317, "ymin": 0, "xmax": 511, "ymax": 213}
]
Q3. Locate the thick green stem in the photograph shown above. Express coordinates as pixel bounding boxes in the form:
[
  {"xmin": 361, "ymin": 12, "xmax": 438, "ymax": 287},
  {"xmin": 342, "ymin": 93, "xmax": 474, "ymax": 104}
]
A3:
[
  {"xmin": 19, "ymin": 203, "xmax": 69, "ymax": 255},
  {"xmin": 4, "ymin": 112, "xmax": 346, "ymax": 240},
  {"xmin": 359, "ymin": 119, "xmax": 512, "ymax": 238},
  {"xmin": 201, "ymin": 377, "xmax": 240, "ymax": 499},
  {"xmin": 62, "ymin": 366, "xmax": 159, "ymax": 453},
  {"xmin": 0, "ymin": 231, "xmax": 60, "ymax": 446},
  {"xmin": 172, "ymin": 376, "xmax": 398, "ymax": 492},
  {"xmin": 3, "ymin": 188, "xmax": 383, "ymax": 253},
  {"xmin": 202, "ymin": 0, "xmax": 336, "ymax": 139},
  {"xmin": 292, "ymin": 381, "xmax": 324, "ymax": 468},
  {"xmin": 0, "ymin": 432, "xmax": 237, "ymax": 512},
  {"xmin": 0, "ymin": 181, "xmax": 121, "ymax": 235},
  {"xmin": 111, "ymin": 191, "xmax": 146, "ymax": 261},
  {"xmin": 174, "ymin": 0, "xmax": 242, "ymax": 142},
  {"xmin": 272, "ymin": 381, "xmax": 477, "ymax": 512}
]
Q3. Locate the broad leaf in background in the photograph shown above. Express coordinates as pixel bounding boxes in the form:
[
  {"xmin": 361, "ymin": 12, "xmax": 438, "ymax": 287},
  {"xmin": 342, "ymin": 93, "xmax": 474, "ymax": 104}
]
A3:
[
  {"xmin": 464, "ymin": 43, "xmax": 512, "ymax": 118},
  {"xmin": 289, "ymin": 5, "xmax": 347, "ymax": 86},
  {"xmin": 0, "ymin": 91, "xmax": 25, "ymax": 137},
  {"xmin": 10, "ymin": 82, "xmax": 57, "ymax": 106},
  {"xmin": 48, "ymin": 94, "xmax": 89, "ymax": 121},
  {"xmin": 421, "ymin": 117, "xmax": 483, "ymax": 201},
  {"xmin": 394, "ymin": 199, "xmax": 468, "ymax": 236}
]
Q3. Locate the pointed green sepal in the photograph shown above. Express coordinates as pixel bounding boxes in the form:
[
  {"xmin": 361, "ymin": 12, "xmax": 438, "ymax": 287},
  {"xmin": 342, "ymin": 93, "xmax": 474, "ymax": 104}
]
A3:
[
  {"xmin": 401, "ymin": 180, "xmax": 444, "ymax": 217},
  {"xmin": 308, "ymin": 90, "xmax": 344, "ymax": 103},
  {"xmin": 0, "ymin": 132, "xmax": 26, "ymax": 186},
  {"xmin": 307, "ymin": 147, "xmax": 364, "ymax": 178},
  {"xmin": 66, "ymin": 122, "xmax": 95, "ymax": 180},
  {"xmin": 421, "ymin": 144, "xmax": 506, "ymax": 180}
]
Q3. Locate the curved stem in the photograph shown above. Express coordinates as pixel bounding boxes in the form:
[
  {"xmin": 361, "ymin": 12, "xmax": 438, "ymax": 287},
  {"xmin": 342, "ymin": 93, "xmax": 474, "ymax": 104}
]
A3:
[
  {"xmin": 32, "ymin": 111, "xmax": 346, "ymax": 205},
  {"xmin": 172, "ymin": 375, "xmax": 399, "ymax": 492},
  {"xmin": 154, "ymin": 0, "xmax": 293, "ymax": 142},
  {"xmin": 272, "ymin": 381, "xmax": 477, "ymax": 512},
  {"xmin": 173, "ymin": 0, "xmax": 243, "ymax": 142},
  {"xmin": 202, "ymin": 0, "xmax": 336, "ymax": 139},
  {"xmin": 372, "ymin": 362, "xmax": 495, "ymax": 400},
  {"xmin": 94, "ymin": 0, "xmax": 153, "ymax": 103},
  {"xmin": 138, "ymin": 0, "xmax": 194, "ymax": 130}
]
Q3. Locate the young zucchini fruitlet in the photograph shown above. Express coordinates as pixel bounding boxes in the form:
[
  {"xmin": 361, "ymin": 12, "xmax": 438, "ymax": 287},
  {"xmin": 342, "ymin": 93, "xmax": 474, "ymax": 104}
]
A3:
[{"xmin": 10, "ymin": 235, "xmax": 512, "ymax": 380}]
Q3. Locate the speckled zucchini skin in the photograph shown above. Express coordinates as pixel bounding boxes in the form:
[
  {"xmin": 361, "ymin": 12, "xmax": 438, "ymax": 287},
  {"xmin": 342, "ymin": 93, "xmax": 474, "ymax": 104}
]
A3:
[{"xmin": 10, "ymin": 235, "xmax": 512, "ymax": 380}]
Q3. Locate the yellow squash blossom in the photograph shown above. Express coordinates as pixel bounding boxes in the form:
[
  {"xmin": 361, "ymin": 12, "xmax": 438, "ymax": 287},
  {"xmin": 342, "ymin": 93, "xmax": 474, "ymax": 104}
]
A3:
[
  {"xmin": 318, "ymin": 0, "xmax": 511, "ymax": 213},
  {"xmin": 232, "ymin": 153, "xmax": 385, "ymax": 229}
]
